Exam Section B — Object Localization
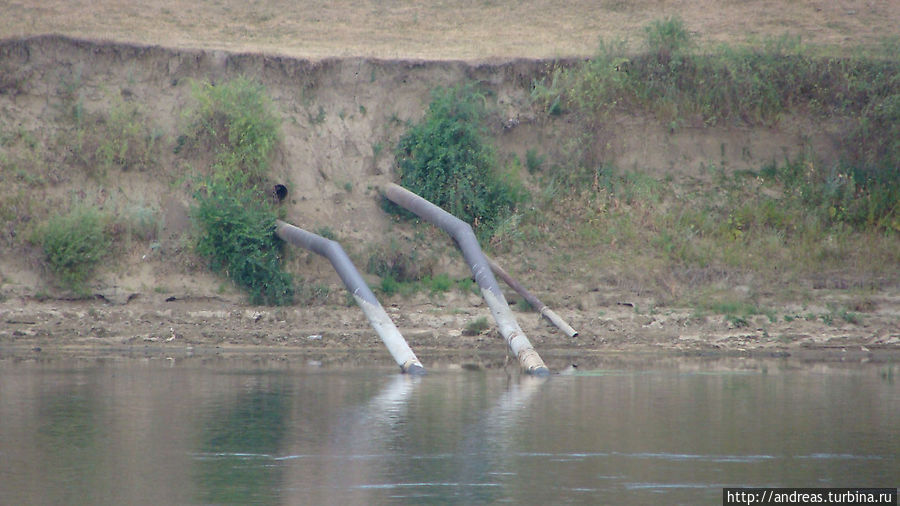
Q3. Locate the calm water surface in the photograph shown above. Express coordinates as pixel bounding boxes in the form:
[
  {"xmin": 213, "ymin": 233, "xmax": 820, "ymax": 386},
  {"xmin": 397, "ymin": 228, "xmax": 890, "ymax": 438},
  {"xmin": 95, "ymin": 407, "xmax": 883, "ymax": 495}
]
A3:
[{"xmin": 0, "ymin": 355, "xmax": 897, "ymax": 505}]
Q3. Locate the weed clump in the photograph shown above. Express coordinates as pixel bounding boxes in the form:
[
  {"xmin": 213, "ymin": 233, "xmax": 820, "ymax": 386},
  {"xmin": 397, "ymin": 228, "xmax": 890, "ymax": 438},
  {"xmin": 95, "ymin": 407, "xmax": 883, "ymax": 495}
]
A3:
[
  {"xmin": 181, "ymin": 76, "xmax": 281, "ymax": 186},
  {"xmin": 34, "ymin": 205, "xmax": 111, "ymax": 294},
  {"xmin": 59, "ymin": 88, "xmax": 162, "ymax": 177},
  {"xmin": 394, "ymin": 84, "xmax": 527, "ymax": 239}
]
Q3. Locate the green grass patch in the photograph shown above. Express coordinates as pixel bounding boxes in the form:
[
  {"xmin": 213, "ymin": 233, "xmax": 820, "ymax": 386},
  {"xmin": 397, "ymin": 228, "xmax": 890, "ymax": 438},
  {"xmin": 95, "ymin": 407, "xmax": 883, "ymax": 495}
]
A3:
[
  {"xmin": 55, "ymin": 86, "xmax": 163, "ymax": 178},
  {"xmin": 537, "ymin": 17, "xmax": 900, "ymax": 126},
  {"xmin": 463, "ymin": 316, "xmax": 490, "ymax": 336},
  {"xmin": 181, "ymin": 76, "xmax": 281, "ymax": 186},
  {"xmin": 365, "ymin": 238, "xmax": 434, "ymax": 283},
  {"xmin": 558, "ymin": 159, "xmax": 899, "ymax": 304}
]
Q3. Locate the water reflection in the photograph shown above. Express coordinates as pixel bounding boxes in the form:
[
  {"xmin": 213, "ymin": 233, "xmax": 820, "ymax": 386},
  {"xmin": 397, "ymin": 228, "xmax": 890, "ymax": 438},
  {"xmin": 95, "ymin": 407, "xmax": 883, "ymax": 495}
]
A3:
[
  {"xmin": 0, "ymin": 358, "xmax": 896, "ymax": 505},
  {"xmin": 194, "ymin": 377, "xmax": 291, "ymax": 504},
  {"xmin": 37, "ymin": 386, "xmax": 103, "ymax": 505}
]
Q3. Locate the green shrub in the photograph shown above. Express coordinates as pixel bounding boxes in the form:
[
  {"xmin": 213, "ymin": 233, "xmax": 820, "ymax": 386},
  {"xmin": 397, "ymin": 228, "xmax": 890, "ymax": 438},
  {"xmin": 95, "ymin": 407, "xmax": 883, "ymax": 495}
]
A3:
[
  {"xmin": 379, "ymin": 275, "xmax": 401, "ymax": 297},
  {"xmin": 192, "ymin": 181, "xmax": 294, "ymax": 306},
  {"xmin": 36, "ymin": 205, "xmax": 111, "ymax": 294},
  {"xmin": 395, "ymin": 84, "xmax": 527, "ymax": 239},
  {"xmin": 182, "ymin": 77, "xmax": 281, "ymax": 186},
  {"xmin": 56, "ymin": 86, "xmax": 161, "ymax": 177},
  {"xmin": 530, "ymin": 18, "xmax": 899, "ymax": 232}
]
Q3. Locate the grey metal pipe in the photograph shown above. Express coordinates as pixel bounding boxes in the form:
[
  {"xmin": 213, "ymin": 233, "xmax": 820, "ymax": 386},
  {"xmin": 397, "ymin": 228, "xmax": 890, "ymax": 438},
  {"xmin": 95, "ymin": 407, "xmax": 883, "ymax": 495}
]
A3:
[
  {"xmin": 383, "ymin": 183, "xmax": 550, "ymax": 376},
  {"xmin": 275, "ymin": 220, "xmax": 425, "ymax": 375},
  {"xmin": 485, "ymin": 256, "xmax": 579, "ymax": 338}
]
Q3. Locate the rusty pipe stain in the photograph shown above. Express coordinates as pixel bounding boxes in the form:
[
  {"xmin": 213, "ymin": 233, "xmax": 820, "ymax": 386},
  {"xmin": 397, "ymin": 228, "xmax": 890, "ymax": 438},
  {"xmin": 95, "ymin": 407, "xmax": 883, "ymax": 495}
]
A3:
[
  {"xmin": 383, "ymin": 183, "xmax": 549, "ymax": 376},
  {"xmin": 275, "ymin": 220, "xmax": 425, "ymax": 375},
  {"xmin": 485, "ymin": 256, "xmax": 578, "ymax": 338}
]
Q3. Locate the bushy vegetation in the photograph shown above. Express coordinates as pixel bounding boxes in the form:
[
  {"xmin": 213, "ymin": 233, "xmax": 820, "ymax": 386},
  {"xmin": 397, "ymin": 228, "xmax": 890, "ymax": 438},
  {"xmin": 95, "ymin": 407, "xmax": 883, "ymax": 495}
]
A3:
[
  {"xmin": 366, "ymin": 238, "xmax": 433, "ymax": 283},
  {"xmin": 34, "ymin": 205, "xmax": 111, "ymax": 294},
  {"xmin": 394, "ymin": 84, "xmax": 528, "ymax": 239},
  {"xmin": 193, "ymin": 181, "xmax": 294, "ymax": 305},
  {"xmin": 94, "ymin": 97, "xmax": 163, "ymax": 173},
  {"xmin": 185, "ymin": 77, "xmax": 295, "ymax": 306}
]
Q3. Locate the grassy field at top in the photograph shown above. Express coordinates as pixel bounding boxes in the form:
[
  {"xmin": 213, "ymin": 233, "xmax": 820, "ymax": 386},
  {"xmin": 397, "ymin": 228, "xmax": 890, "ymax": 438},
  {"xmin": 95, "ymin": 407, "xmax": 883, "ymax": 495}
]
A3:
[{"xmin": 2, "ymin": 0, "xmax": 898, "ymax": 60}]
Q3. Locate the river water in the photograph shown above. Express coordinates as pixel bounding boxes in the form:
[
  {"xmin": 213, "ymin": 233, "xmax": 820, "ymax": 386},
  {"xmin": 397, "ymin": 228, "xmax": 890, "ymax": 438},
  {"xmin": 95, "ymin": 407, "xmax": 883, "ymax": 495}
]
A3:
[{"xmin": 0, "ymin": 355, "xmax": 897, "ymax": 505}]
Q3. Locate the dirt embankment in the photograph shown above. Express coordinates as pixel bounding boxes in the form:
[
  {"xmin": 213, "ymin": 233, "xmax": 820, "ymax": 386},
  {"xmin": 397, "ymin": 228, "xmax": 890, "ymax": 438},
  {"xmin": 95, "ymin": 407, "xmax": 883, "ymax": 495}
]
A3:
[{"xmin": 1, "ymin": 35, "xmax": 898, "ymax": 366}]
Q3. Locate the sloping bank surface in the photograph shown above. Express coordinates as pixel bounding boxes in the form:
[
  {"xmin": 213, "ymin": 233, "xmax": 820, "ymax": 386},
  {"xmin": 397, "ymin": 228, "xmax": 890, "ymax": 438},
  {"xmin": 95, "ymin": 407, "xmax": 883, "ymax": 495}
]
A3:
[{"xmin": 0, "ymin": 35, "xmax": 897, "ymax": 361}]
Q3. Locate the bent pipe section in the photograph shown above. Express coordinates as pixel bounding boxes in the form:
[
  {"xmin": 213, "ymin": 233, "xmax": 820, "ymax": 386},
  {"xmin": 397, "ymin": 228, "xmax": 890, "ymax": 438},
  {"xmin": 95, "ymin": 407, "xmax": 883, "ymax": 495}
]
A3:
[
  {"xmin": 275, "ymin": 220, "xmax": 425, "ymax": 375},
  {"xmin": 485, "ymin": 256, "xmax": 579, "ymax": 338},
  {"xmin": 383, "ymin": 184, "xmax": 550, "ymax": 376}
]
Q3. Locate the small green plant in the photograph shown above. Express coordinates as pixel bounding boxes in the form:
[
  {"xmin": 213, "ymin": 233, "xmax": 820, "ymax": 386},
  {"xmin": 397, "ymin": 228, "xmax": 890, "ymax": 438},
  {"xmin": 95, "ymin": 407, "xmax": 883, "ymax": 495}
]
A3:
[
  {"xmin": 298, "ymin": 282, "xmax": 330, "ymax": 305},
  {"xmin": 35, "ymin": 205, "xmax": 111, "ymax": 294},
  {"xmin": 315, "ymin": 226, "xmax": 337, "ymax": 240},
  {"xmin": 379, "ymin": 275, "xmax": 401, "ymax": 297},
  {"xmin": 726, "ymin": 314, "xmax": 750, "ymax": 328},
  {"xmin": 514, "ymin": 296, "xmax": 531, "ymax": 312},
  {"xmin": 839, "ymin": 309, "xmax": 862, "ymax": 325},
  {"xmin": 95, "ymin": 97, "xmax": 159, "ymax": 173},
  {"xmin": 308, "ymin": 105, "xmax": 326, "ymax": 125},
  {"xmin": 423, "ymin": 273, "xmax": 453, "ymax": 294},
  {"xmin": 455, "ymin": 276, "xmax": 478, "ymax": 294},
  {"xmin": 120, "ymin": 204, "xmax": 161, "ymax": 243},
  {"xmin": 525, "ymin": 148, "xmax": 545, "ymax": 173},
  {"xmin": 463, "ymin": 316, "xmax": 491, "ymax": 336}
]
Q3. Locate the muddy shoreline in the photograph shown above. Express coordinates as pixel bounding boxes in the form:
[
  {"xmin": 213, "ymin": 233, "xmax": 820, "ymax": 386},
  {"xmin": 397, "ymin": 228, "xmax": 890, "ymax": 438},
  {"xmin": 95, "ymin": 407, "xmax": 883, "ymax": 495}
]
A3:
[{"xmin": 3, "ymin": 293, "xmax": 898, "ymax": 371}]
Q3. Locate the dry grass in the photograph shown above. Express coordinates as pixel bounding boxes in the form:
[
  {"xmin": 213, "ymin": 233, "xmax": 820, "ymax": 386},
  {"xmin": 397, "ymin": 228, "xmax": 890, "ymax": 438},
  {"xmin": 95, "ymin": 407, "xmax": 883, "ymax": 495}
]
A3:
[{"xmin": 3, "ymin": 0, "xmax": 898, "ymax": 60}]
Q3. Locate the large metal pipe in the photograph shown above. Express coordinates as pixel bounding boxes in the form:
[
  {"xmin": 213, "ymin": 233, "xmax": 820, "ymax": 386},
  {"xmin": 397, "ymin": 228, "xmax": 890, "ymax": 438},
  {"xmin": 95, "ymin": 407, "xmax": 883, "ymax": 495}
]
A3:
[
  {"xmin": 383, "ymin": 183, "xmax": 550, "ymax": 376},
  {"xmin": 275, "ymin": 220, "xmax": 425, "ymax": 375},
  {"xmin": 485, "ymin": 256, "xmax": 579, "ymax": 338}
]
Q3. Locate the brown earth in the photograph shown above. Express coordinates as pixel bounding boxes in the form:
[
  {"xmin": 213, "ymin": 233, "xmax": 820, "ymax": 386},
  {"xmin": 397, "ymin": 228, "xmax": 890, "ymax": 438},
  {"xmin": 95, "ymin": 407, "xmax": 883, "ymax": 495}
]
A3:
[{"xmin": 1, "ymin": 2, "xmax": 898, "ymax": 369}]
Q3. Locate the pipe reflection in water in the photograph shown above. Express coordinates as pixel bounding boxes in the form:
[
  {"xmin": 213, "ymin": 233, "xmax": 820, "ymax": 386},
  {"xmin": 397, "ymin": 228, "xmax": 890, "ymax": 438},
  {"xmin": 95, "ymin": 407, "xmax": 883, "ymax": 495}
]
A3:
[
  {"xmin": 450, "ymin": 374, "xmax": 548, "ymax": 504},
  {"xmin": 284, "ymin": 373, "xmax": 419, "ymax": 505}
]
